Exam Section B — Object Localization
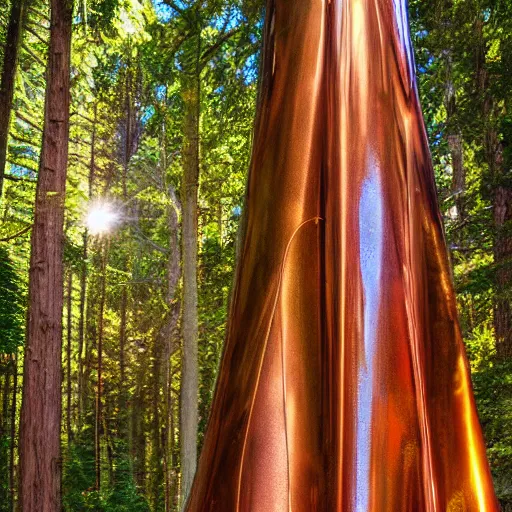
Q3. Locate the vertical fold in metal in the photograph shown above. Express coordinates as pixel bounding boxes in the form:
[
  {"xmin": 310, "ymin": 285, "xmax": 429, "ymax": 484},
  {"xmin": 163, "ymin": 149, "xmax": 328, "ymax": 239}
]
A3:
[{"xmin": 187, "ymin": 1, "xmax": 499, "ymax": 510}]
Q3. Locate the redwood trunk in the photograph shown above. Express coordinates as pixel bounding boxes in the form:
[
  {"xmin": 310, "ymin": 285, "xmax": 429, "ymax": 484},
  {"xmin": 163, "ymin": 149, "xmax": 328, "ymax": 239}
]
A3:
[
  {"xmin": 0, "ymin": 0, "xmax": 25, "ymax": 197},
  {"xmin": 18, "ymin": 0, "xmax": 73, "ymax": 510}
]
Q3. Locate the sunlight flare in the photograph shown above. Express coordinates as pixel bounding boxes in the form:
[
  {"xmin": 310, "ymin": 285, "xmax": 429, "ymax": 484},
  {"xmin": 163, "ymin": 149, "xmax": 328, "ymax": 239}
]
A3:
[{"xmin": 85, "ymin": 202, "xmax": 119, "ymax": 235}]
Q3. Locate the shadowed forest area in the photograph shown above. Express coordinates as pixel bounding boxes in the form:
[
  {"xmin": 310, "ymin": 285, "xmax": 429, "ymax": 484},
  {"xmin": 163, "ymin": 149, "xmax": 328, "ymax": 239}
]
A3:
[{"xmin": 0, "ymin": 0, "xmax": 510, "ymax": 510}]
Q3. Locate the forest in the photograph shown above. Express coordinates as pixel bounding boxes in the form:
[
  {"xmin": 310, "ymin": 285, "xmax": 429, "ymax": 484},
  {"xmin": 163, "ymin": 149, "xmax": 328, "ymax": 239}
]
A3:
[{"xmin": 0, "ymin": 0, "xmax": 510, "ymax": 510}]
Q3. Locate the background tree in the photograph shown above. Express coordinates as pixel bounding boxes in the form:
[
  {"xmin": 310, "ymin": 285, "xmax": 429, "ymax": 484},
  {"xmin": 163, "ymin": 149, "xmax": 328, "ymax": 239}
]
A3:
[{"xmin": 18, "ymin": 0, "xmax": 73, "ymax": 510}]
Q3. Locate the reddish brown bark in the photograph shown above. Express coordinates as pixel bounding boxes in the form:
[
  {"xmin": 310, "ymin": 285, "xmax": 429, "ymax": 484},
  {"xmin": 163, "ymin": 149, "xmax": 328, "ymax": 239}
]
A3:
[{"xmin": 18, "ymin": 1, "xmax": 73, "ymax": 510}]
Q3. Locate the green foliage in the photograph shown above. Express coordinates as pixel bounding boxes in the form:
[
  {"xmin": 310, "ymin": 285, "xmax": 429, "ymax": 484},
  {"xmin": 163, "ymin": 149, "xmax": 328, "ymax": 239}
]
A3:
[
  {"xmin": 472, "ymin": 360, "xmax": 512, "ymax": 504},
  {"xmin": 63, "ymin": 439, "xmax": 151, "ymax": 512},
  {"xmin": 0, "ymin": 247, "xmax": 24, "ymax": 355}
]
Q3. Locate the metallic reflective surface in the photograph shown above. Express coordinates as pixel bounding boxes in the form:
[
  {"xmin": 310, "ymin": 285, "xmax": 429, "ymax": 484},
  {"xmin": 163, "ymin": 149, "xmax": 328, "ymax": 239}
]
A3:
[{"xmin": 187, "ymin": 0, "xmax": 499, "ymax": 510}]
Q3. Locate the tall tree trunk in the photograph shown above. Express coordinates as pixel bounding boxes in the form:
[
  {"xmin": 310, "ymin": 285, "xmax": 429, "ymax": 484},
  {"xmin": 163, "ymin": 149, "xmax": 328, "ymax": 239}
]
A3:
[
  {"xmin": 164, "ymin": 187, "xmax": 181, "ymax": 512},
  {"xmin": 494, "ymin": 183, "xmax": 512, "ymax": 358},
  {"xmin": 445, "ymin": 74, "xmax": 465, "ymax": 222},
  {"xmin": 10, "ymin": 353, "xmax": 18, "ymax": 512},
  {"xmin": 66, "ymin": 271, "xmax": 73, "ymax": 444},
  {"xmin": 179, "ymin": 38, "xmax": 201, "ymax": 507},
  {"xmin": 78, "ymin": 106, "xmax": 96, "ymax": 429},
  {"xmin": 119, "ymin": 71, "xmax": 132, "ymax": 402},
  {"xmin": 1, "ymin": 368, "xmax": 12, "ymax": 509},
  {"xmin": 0, "ymin": 0, "xmax": 25, "ymax": 197},
  {"xmin": 19, "ymin": 1, "xmax": 73, "ymax": 510},
  {"xmin": 77, "ymin": 233, "xmax": 88, "ymax": 429},
  {"xmin": 150, "ymin": 337, "xmax": 164, "ymax": 511},
  {"xmin": 95, "ymin": 241, "xmax": 108, "ymax": 491},
  {"xmin": 131, "ymin": 361, "xmax": 147, "ymax": 492}
]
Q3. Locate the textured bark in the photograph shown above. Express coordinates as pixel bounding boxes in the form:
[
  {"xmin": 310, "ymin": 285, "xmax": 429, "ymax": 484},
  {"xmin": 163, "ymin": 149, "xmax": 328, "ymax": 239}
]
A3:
[
  {"xmin": 18, "ymin": 1, "xmax": 72, "ymax": 510},
  {"xmin": 180, "ymin": 58, "xmax": 200, "ymax": 509},
  {"xmin": 0, "ymin": 0, "xmax": 25, "ymax": 197}
]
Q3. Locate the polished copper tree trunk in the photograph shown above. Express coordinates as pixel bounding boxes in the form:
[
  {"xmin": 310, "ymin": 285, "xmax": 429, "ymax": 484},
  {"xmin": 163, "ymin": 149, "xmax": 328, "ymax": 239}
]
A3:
[{"xmin": 187, "ymin": 0, "xmax": 499, "ymax": 510}]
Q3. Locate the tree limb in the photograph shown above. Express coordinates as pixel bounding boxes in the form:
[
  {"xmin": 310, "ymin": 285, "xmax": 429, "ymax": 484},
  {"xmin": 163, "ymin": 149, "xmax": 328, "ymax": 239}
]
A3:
[
  {"xmin": 24, "ymin": 24, "xmax": 47, "ymax": 45},
  {"xmin": 16, "ymin": 112, "xmax": 42, "ymax": 132},
  {"xmin": 0, "ymin": 225, "xmax": 32, "ymax": 242},
  {"xmin": 22, "ymin": 44, "xmax": 46, "ymax": 68},
  {"xmin": 201, "ymin": 27, "xmax": 239, "ymax": 65},
  {"xmin": 4, "ymin": 172, "xmax": 37, "ymax": 183}
]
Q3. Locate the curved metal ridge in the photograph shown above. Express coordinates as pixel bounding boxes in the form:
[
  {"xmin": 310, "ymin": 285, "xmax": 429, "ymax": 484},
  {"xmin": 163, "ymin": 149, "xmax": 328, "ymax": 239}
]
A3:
[{"xmin": 187, "ymin": 1, "xmax": 499, "ymax": 510}]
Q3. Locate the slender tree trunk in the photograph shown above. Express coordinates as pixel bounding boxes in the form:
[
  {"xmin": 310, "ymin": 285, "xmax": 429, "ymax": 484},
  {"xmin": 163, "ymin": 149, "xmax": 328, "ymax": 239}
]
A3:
[
  {"xmin": 78, "ymin": 106, "xmax": 96, "ymax": 428},
  {"xmin": 77, "ymin": 233, "xmax": 88, "ymax": 429},
  {"xmin": 444, "ymin": 56, "xmax": 465, "ymax": 224},
  {"xmin": 10, "ymin": 353, "xmax": 18, "ymax": 512},
  {"xmin": 164, "ymin": 188, "xmax": 180, "ymax": 512},
  {"xmin": 82, "ymin": 262, "xmax": 97, "ymax": 431},
  {"xmin": 164, "ymin": 360, "xmax": 172, "ymax": 512},
  {"xmin": 119, "ymin": 291, "xmax": 127, "ymax": 383},
  {"xmin": 494, "ymin": 184, "xmax": 512, "ymax": 358},
  {"xmin": 0, "ymin": 0, "xmax": 25, "ymax": 197},
  {"xmin": 19, "ymin": 1, "xmax": 73, "ymax": 510},
  {"xmin": 95, "ymin": 241, "xmax": 108, "ymax": 491},
  {"xmin": 119, "ymin": 73, "xmax": 132, "ymax": 396},
  {"xmin": 151, "ymin": 338, "xmax": 164, "ymax": 511},
  {"xmin": 1, "ymin": 369, "xmax": 12, "ymax": 509},
  {"xmin": 131, "ymin": 361, "xmax": 147, "ymax": 492},
  {"xmin": 443, "ymin": 52, "xmax": 465, "ymax": 266},
  {"xmin": 179, "ymin": 37, "xmax": 201, "ymax": 507},
  {"xmin": 66, "ymin": 271, "xmax": 73, "ymax": 444}
]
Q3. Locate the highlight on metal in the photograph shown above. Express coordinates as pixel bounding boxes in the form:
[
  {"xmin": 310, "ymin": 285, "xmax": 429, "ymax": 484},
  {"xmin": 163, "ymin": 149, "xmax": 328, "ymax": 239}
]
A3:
[{"xmin": 186, "ymin": 1, "xmax": 499, "ymax": 510}]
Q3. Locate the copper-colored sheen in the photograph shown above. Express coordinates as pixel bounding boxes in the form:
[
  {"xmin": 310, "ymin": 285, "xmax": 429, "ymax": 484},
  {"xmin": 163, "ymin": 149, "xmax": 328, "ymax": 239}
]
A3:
[{"xmin": 187, "ymin": 0, "xmax": 498, "ymax": 510}]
